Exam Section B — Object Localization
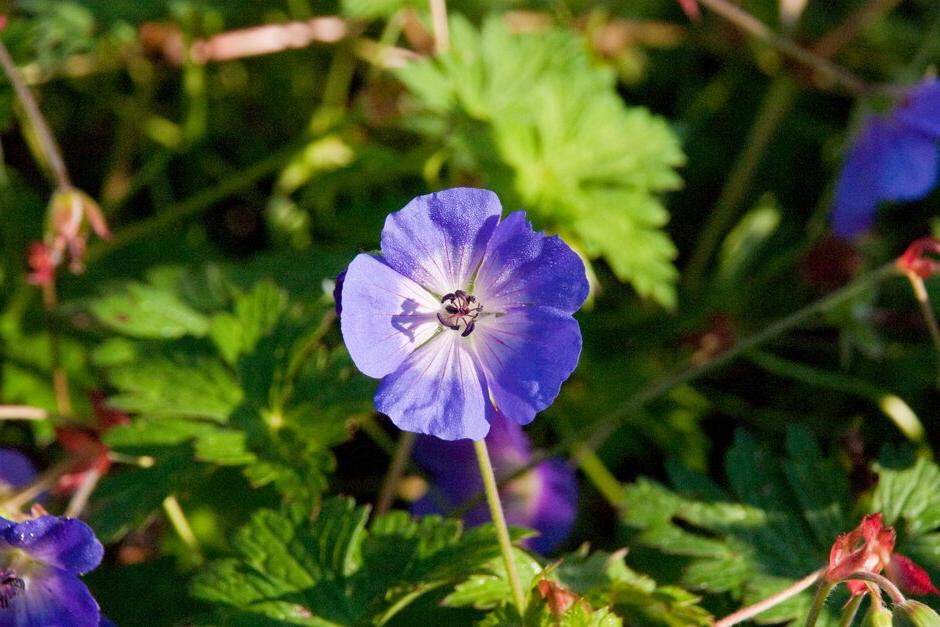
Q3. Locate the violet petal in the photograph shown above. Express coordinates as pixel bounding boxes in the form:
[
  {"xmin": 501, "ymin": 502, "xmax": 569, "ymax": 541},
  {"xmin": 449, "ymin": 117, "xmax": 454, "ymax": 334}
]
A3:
[
  {"xmin": 475, "ymin": 211, "xmax": 589, "ymax": 315},
  {"xmin": 340, "ymin": 254, "xmax": 441, "ymax": 379},
  {"xmin": 380, "ymin": 188, "xmax": 501, "ymax": 295},
  {"xmin": 375, "ymin": 333, "xmax": 492, "ymax": 440},
  {"xmin": 472, "ymin": 307, "xmax": 582, "ymax": 426},
  {"xmin": 0, "ymin": 517, "xmax": 103, "ymax": 575}
]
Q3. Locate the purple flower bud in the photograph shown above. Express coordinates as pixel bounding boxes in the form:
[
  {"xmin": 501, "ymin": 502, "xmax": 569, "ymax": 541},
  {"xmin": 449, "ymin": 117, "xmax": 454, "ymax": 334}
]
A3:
[
  {"xmin": 339, "ymin": 188, "xmax": 588, "ymax": 441},
  {"xmin": 0, "ymin": 515, "xmax": 104, "ymax": 626},
  {"xmin": 832, "ymin": 79, "xmax": 940, "ymax": 238},
  {"xmin": 411, "ymin": 415, "xmax": 578, "ymax": 554}
]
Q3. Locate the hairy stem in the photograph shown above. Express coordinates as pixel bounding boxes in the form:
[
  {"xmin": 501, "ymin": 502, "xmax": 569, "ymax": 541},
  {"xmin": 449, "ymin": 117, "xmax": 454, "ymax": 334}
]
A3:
[
  {"xmin": 715, "ymin": 568, "xmax": 824, "ymax": 627},
  {"xmin": 804, "ymin": 581, "xmax": 835, "ymax": 627},
  {"xmin": 842, "ymin": 571, "xmax": 905, "ymax": 605},
  {"xmin": 838, "ymin": 593, "xmax": 864, "ymax": 627},
  {"xmin": 375, "ymin": 432, "xmax": 416, "ymax": 516},
  {"xmin": 473, "ymin": 439, "xmax": 527, "ymax": 615}
]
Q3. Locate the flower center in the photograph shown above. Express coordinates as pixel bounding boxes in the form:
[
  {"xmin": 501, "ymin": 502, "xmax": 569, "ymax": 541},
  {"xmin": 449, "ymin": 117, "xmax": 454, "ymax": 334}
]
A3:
[
  {"xmin": 0, "ymin": 569, "xmax": 24, "ymax": 610},
  {"xmin": 437, "ymin": 290, "xmax": 483, "ymax": 337}
]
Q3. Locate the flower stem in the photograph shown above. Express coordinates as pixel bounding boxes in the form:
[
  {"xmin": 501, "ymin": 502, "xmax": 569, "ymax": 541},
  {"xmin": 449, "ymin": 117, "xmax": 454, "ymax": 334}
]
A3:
[
  {"xmin": 473, "ymin": 438, "xmax": 527, "ymax": 615},
  {"xmin": 842, "ymin": 571, "xmax": 905, "ymax": 605},
  {"xmin": 804, "ymin": 581, "xmax": 835, "ymax": 627},
  {"xmin": 64, "ymin": 467, "xmax": 101, "ymax": 518},
  {"xmin": 715, "ymin": 568, "xmax": 824, "ymax": 627},
  {"xmin": 375, "ymin": 431, "xmax": 416, "ymax": 516},
  {"xmin": 429, "ymin": 0, "xmax": 450, "ymax": 54},
  {"xmin": 0, "ymin": 405, "xmax": 49, "ymax": 420},
  {"xmin": 838, "ymin": 593, "xmax": 864, "ymax": 627},
  {"xmin": 904, "ymin": 273, "xmax": 940, "ymax": 356},
  {"xmin": 0, "ymin": 39, "xmax": 71, "ymax": 188}
]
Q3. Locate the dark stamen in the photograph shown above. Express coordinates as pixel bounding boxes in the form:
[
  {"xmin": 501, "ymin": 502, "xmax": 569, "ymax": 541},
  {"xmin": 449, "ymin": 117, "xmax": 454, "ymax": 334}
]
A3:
[
  {"xmin": 0, "ymin": 571, "xmax": 24, "ymax": 610},
  {"xmin": 437, "ymin": 289, "xmax": 483, "ymax": 336}
]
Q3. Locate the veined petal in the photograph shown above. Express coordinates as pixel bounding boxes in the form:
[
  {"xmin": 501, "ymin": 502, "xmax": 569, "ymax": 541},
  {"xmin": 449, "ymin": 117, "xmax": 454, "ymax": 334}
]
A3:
[
  {"xmin": 2, "ymin": 566, "xmax": 100, "ymax": 627},
  {"xmin": 380, "ymin": 188, "xmax": 501, "ymax": 295},
  {"xmin": 340, "ymin": 254, "xmax": 442, "ymax": 379},
  {"xmin": 475, "ymin": 212, "xmax": 588, "ymax": 314},
  {"xmin": 879, "ymin": 123, "xmax": 940, "ymax": 202},
  {"xmin": 471, "ymin": 308, "xmax": 582, "ymax": 426},
  {"xmin": 895, "ymin": 80, "xmax": 940, "ymax": 139},
  {"xmin": 832, "ymin": 119, "xmax": 885, "ymax": 238},
  {"xmin": 0, "ymin": 517, "xmax": 103, "ymax": 575},
  {"xmin": 375, "ymin": 333, "xmax": 491, "ymax": 440}
]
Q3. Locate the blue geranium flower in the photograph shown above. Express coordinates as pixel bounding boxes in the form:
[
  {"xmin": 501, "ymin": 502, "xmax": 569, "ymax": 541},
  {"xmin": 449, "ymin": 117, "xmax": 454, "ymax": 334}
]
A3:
[
  {"xmin": 339, "ymin": 187, "xmax": 588, "ymax": 441},
  {"xmin": 412, "ymin": 415, "xmax": 578, "ymax": 554},
  {"xmin": 0, "ymin": 451, "xmax": 37, "ymax": 495},
  {"xmin": 832, "ymin": 79, "xmax": 940, "ymax": 238},
  {"xmin": 0, "ymin": 516, "xmax": 104, "ymax": 626}
]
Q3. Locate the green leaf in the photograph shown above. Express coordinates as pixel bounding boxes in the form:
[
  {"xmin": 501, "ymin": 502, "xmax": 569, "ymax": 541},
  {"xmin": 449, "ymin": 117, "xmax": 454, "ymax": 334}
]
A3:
[
  {"xmin": 90, "ymin": 282, "xmax": 210, "ymax": 339},
  {"xmin": 209, "ymin": 280, "xmax": 287, "ymax": 366},
  {"xmin": 395, "ymin": 15, "xmax": 684, "ymax": 307},
  {"xmin": 192, "ymin": 498, "xmax": 524, "ymax": 625},
  {"xmin": 107, "ymin": 355, "xmax": 243, "ymax": 421},
  {"xmin": 871, "ymin": 453, "xmax": 940, "ymax": 582},
  {"xmin": 621, "ymin": 426, "xmax": 850, "ymax": 625}
]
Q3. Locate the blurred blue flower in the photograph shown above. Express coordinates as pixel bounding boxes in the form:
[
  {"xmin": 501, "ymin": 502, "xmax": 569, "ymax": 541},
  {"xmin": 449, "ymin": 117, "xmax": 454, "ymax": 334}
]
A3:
[
  {"xmin": 412, "ymin": 415, "xmax": 578, "ymax": 554},
  {"xmin": 0, "ymin": 451, "xmax": 37, "ymax": 495},
  {"xmin": 339, "ymin": 187, "xmax": 588, "ymax": 441},
  {"xmin": 0, "ymin": 516, "xmax": 104, "ymax": 626},
  {"xmin": 833, "ymin": 79, "xmax": 940, "ymax": 238}
]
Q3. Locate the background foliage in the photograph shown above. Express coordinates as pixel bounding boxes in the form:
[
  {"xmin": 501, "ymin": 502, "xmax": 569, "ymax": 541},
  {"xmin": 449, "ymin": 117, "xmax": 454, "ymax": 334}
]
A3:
[{"xmin": 1, "ymin": 0, "xmax": 939, "ymax": 624}]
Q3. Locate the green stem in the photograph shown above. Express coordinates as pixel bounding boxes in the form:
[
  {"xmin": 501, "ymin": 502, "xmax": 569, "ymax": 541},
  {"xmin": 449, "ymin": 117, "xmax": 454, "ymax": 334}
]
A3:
[
  {"xmin": 375, "ymin": 432, "xmax": 416, "ymax": 516},
  {"xmin": 584, "ymin": 262, "xmax": 899, "ymax": 452},
  {"xmin": 571, "ymin": 443, "xmax": 624, "ymax": 508},
  {"xmin": 746, "ymin": 349, "xmax": 926, "ymax": 443},
  {"xmin": 0, "ymin": 39, "xmax": 71, "ymax": 188},
  {"xmin": 905, "ymin": 274, "xmax": 940, "ymax": 357},
  {"xmin": 838, "ymin": 593, "xmax": 864, "ymax": 627},
  {"xmin": 685, "ymin": 75, "xmax": 798, "ymax": 286},
  {"xmin": 85, "ymin": 137, "xmax": 310, "ymax": 265},
  {"xmin": 162, "ymin": 494, "xmax": 202, "ymax": 560},
  {"xmin": 473, "ymin": 439, "xmax": 527, "ymax": 615},
  {"xmin": 804, "ymin": 581, "xmax": 835, "ymax": 627}
]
